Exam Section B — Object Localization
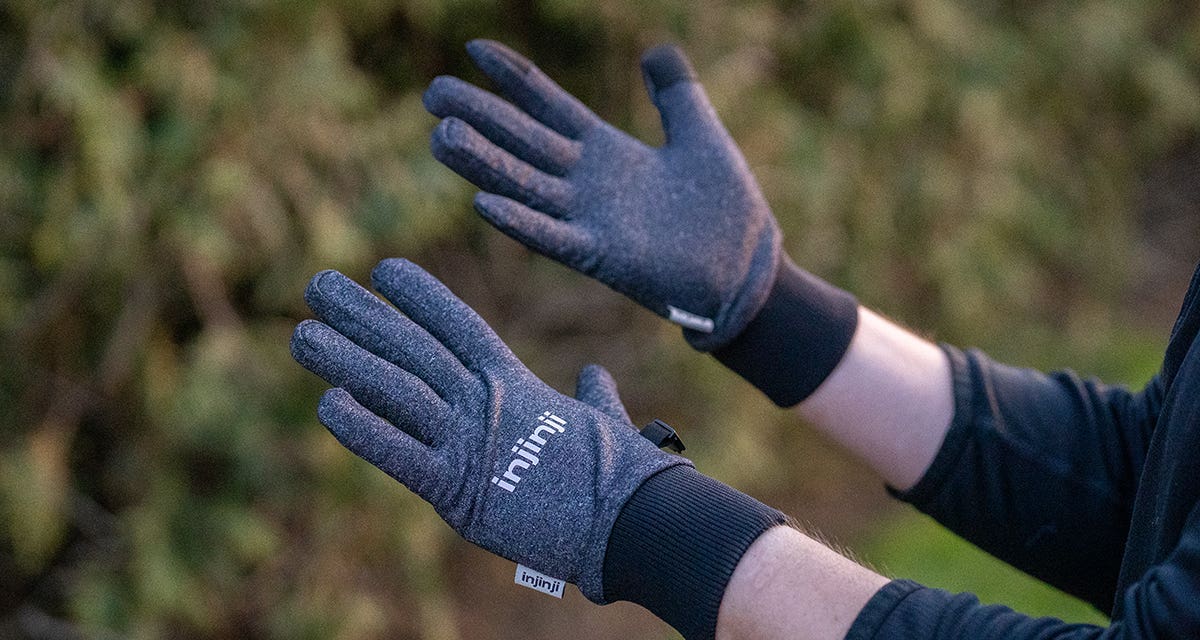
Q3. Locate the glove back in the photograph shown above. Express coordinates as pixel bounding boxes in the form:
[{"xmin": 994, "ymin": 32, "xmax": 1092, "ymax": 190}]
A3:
[{"xmin": 290, "ymin": 259, "xmax": 690, "ymax": 601}]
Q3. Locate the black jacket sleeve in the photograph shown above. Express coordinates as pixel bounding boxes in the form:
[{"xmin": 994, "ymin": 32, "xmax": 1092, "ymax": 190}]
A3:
[
  {"xmin": 890, "ymin": 345, "xmax": 1164, "ymax": 609},
  {"xmin": 846, "ymin": 499, "xmax": 1200, "ymax": 639}
]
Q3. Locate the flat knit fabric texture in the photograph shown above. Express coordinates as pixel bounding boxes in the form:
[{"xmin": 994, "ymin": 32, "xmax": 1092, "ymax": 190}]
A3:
[
  {"xmin": 424, "ymin": 40, "xmax": 781, "ymax": 351},
  {"xmin": 290, "ymin": 259, "xmax": 690, "ymax": 602}
]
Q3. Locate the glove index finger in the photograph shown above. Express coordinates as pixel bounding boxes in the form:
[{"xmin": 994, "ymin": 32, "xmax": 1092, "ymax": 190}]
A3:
[{"xmin": 466, "ymin": 39, "xmax": 598, "ymax": 140}]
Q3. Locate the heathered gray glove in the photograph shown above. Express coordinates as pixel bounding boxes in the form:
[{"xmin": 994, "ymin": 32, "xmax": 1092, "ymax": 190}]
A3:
[
  {"xmin": 289, "ymin": 258, "xmax": 689, "ymax": 601},
  {"xmin": 424, "ymin": 40, "xmax": 781, "ymax": 351},
  {"xmin": 424, "ymin": 41, "xmax": 862, "ymax": 407}
]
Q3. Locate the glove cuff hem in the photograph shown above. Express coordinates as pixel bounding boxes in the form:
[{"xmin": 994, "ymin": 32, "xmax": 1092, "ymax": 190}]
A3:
[
  {"xmin": 712, "ymin": 254, "xmax": 858, "ymax": 407},
  {"xmin": 602, "ymin": 465, "xmax": 788, "ymax": 640}
]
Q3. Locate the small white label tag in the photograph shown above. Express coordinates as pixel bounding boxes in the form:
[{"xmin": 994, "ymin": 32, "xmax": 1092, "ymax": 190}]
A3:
[
  {"xmin": 514, "ymin": 564, "xmax": 565, "ymax": 599},
  {"xmin": 667, "ymin": 305, "xmax": 715, "ymax": 333}
]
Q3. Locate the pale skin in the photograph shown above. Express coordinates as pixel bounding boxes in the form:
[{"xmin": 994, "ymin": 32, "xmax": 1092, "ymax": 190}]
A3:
[{"xmin": 715, "ymin": 306, "xmax": 956, "ymax": 640}]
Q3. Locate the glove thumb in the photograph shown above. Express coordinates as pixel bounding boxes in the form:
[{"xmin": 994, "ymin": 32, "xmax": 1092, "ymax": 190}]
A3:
[
  {"xmin": 575, "ymin": 364, "xmax": 633, "ymax": 425},
  {"xmin": 641, "ymin": 44, "xmax": 723, "ymax": 148}
]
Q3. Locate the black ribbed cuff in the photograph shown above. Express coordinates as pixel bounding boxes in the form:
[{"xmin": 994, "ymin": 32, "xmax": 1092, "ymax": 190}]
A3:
[
  {"xmin": 713, "ymin": 254, "xmax": 858, "ymax": 407},
  {"xmin": 602, "ymin": 466, "xmax": 789, "ymax": 640}
]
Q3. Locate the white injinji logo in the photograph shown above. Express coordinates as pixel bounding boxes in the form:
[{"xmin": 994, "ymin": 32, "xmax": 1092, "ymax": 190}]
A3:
[{"xmin": 490, "ymin": 411, "xmax": 567, "ymax": 492}]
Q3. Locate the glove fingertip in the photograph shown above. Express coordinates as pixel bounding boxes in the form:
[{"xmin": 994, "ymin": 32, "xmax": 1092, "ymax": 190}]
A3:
[
  {"xmin": 422, "ymin": 75, "xmax": 458, "ymax": 115},
  {"xmin": 472, "ymin": 192, "xmax": 545, "ymax": 243},
  {"xmin": 640, "ymin": 44, "xmax": 696, "ymax": 93},
  {"xmin": 430, "ymin": 117, "xmax": 491, "ymax": 169},
  {"xmin": 472, "ymin": 191, "xmax": 509, "ymax": 218},
  {"xmin": 303, "ymin": 269, "xmax": 344, "ymax": 308},
  {"xmin": 290, "ymin": 319, "xmax": 327, "ymax": 364},
  {"xmin": 316, "ymin": 387, "xmax": 353, "ymax": 420},
  {"xmin": 369, "ymin": 257, "xmax": 416, "ymax": 291},
  {"xmin": 429, "ymin": 117, "xmax": 462, "ymax": 160},
  {"xmin": 577, "ymin": 362, "xmax": 614, "ymax": 387},
  {"xmin": 575, "ymin": 363, "xmax": 618, "ymax": 403},
  {"xmin": 316, "ymin": 388, "xmax": 365, "ymax": 445},
  {"xmin": 472, "ymin": 190, "xmax": 498, "ymax": 206},
  {"xmin": 464, "ymin": 38, "xmax": 493, "ymax": 59},
  {"xmin": 472, "ymin": 193, "xmax": 541, "ymax": 238},
  {"xmin": 467, "ymin": 38, "xmax": 531, "ymax": 74}
]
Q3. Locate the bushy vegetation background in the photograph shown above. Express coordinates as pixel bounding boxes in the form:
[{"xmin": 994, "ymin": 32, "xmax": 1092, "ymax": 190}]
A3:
[{"xmin": 2, "ymin": 0, "xmax": 1198, "ymax": 637}]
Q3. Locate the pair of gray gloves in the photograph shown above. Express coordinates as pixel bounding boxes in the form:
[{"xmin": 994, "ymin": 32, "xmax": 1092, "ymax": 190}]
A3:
[{"xmin": 291, "ymin": 41, "xmax": 859, "ymax": 640}]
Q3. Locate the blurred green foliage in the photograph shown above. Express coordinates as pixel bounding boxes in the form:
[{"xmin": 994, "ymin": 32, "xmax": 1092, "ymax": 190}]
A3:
[
  {"xmin": 1, "ymin": 0, "xmax": 1197, "ymax": 638},
  {"xmin": 860, "ymin": 511, "xmax": 1110, "ymax": 626}
]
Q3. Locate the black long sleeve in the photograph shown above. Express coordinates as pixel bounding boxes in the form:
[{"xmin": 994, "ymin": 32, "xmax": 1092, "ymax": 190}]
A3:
[
  {"xmin": 890, "ymin": 345, "xmax": 1163, "ymax": 608},
  {"xmin": 847, "ymin": 499, "xmax": 1200, "ymax": 639},
  {"xmin": 849, "ymin": 262, "xmax": 1200, "ymax": 638}
]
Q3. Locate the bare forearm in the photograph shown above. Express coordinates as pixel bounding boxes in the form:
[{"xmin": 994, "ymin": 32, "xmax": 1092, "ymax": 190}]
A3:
[
  {"xmin": 708, "ymin": 305, "xmax": 950, "ymax": 639},
  {"xmin": 710, "ymin": 297, "xmax": 952, "ymax": 639},
  {"xmin": 796, "ymin": 307, "xmax": 954, "ymax": 491},
  {"xmin": 716, "ymin": 526, "xmax": 889, "ymax": 640}
]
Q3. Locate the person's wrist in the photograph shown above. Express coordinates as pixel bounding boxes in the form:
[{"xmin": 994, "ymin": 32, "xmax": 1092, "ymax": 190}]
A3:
[
  {"xmin": 602, "ymin": 465, "xmax": 789, "ymax": 640},
  {"xmin": 712, "ymin": 253, "xmax": 859, "ymax": 407}
]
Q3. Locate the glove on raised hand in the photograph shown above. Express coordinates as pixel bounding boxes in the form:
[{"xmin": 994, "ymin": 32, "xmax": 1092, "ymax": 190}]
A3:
[
  {"xmin": 289, "ymin": 258, "xmax": 689, "ymax": 601},
  {"xmin": 425, "ymin": 41, "xmax": 859, "ymax": 405},
  {"xmin": 424, "ymin": 40, "xmax": 779, "ymax": 350}
]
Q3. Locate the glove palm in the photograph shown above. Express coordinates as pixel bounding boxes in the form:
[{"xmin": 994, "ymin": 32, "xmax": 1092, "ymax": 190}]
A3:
[{"xmin": 425, "ymin": 41, "xmax": 781, "ymax": 349}]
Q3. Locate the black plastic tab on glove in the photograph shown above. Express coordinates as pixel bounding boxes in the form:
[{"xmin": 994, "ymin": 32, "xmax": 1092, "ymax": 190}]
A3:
[{"xmin": 640, "ymin": 419, "xmax": 686, "ymax": 453}]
